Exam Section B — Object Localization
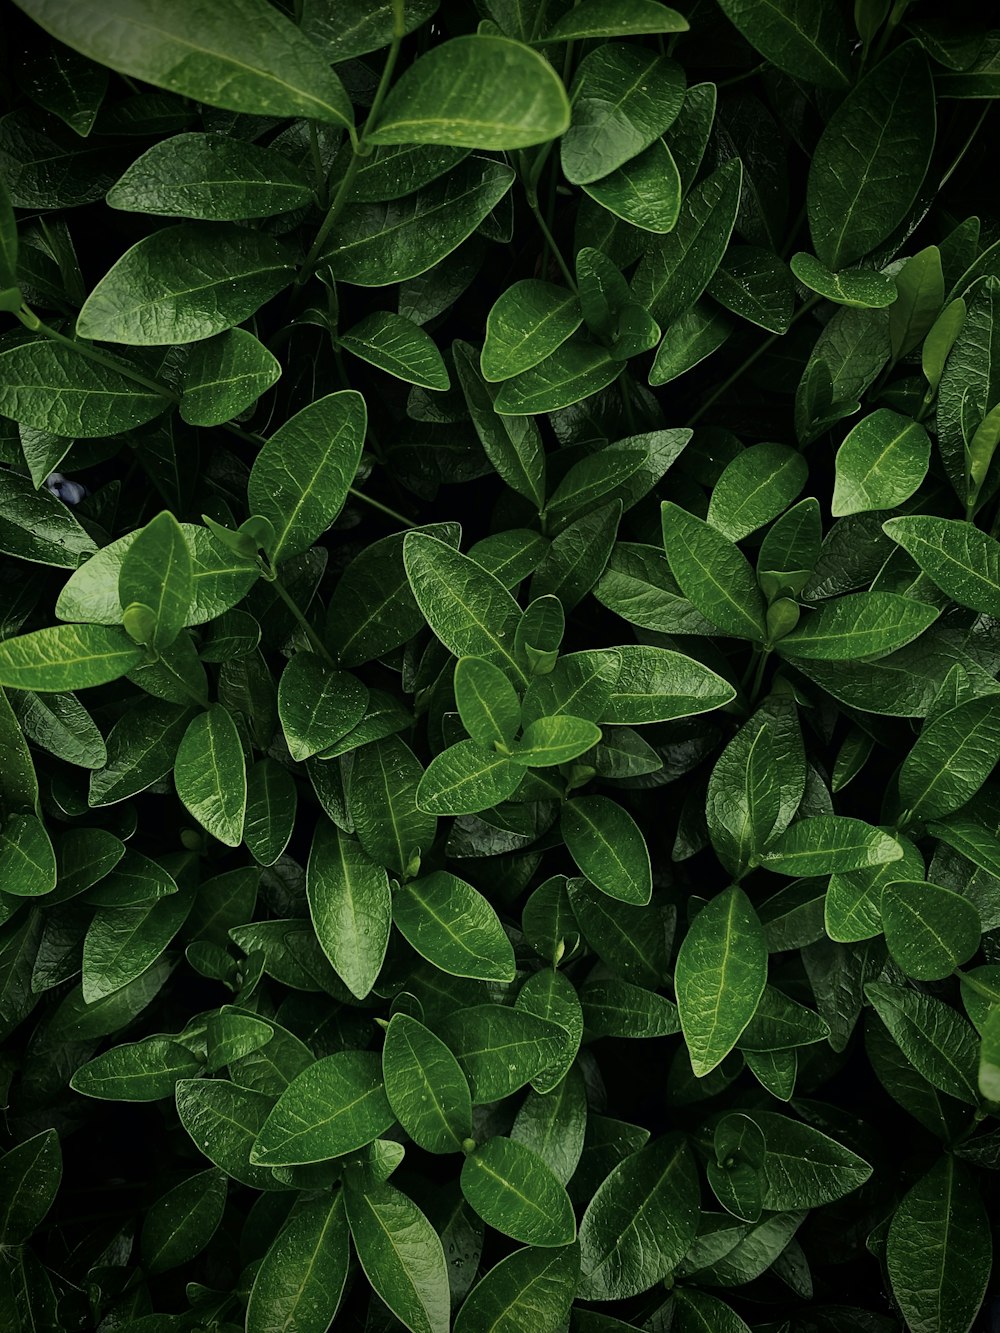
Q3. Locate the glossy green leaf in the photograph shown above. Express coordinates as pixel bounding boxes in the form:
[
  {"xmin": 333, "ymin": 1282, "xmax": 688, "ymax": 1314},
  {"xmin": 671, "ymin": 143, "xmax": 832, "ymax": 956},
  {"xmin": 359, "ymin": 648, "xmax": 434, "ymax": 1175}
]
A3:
[
  {"xmin": 715, "ymin": 0, "xmax": 851, "ymax": 88},
  {"xmin": 278, "ymin": 653, "xmax": 367, "ymax": 762},
  {"xmin": 416, "ymin": 739, "xmax": 523, "ymax": 815},
  {"xmin": 883, "ymin": 515, "xmax": 1000, "ymax": 617},
  {"xmin": 14, "ymin": 0, "xmax": 355, "ymax": 125},
  {"xmin": 461, "ymin": 1136, "xmax": 576, "ymax": 1247},
  {"xmin": 339, "ymin": 311, "xmax": 448, "ymax": 390},
  {"xmin": 662, "ymin": 501, "xmax": 766, "ymax": 640},
  {"xmin": 179, "ymin": 328, "xmax": 281, "ymax": 426},
  {"xmin": 141, "ymin": 1169, "xmax": 226, "ymax": 1275},
  {"xmin": 438, "ymin": 1005, "xmax": 566, "ymax": 1104},
  {"xmin": 453, "ymin": 1244, "xmax": 579, "ymax": 1333},
  {"xmin": 71, "ymin": 1037, "xmax": 201, "ymax": 1101},
  {"xmin": 0, "ymin": 469, "xmax": 97, "ymax": 567},
  {"xmin": 0, "ymin": 624, "xmax": 144, "ymax": 692},
  {"xmin": 603, "ymin": 643, "xmax": 735, "ymax": 724},
  {"xmin": 307, "ymin": 822, "xmax": 390, "ymax": 1000},
  {"xmin": 562, "ymin": 796, "xmax": 651, "ymax": 905},
  {"xmin": 382, "ymin": 1014, "xmax": 472, "ymax": 1154},
  {"xmin": 0, "ymin": 813, "xmax": 56, "ymax": 897},
  {"xmin": 174, "ymin": 704, "xmax": 246, "ymax": 847},
  {"xmin": 899, "ymin": 696, "xmax": 1000, "ymax": 821},
  {"xmin": 246, "ymin": 1193, "xmax": 349, "ymax": 1333},
  {"xmin": 866, "ymin": 982, "xmax": 980, "ymax": 1104},
  {"xmin": 0, "ymin": 1129, "xmax": 61, "ymax": 1245},
  {"xmin": 454, "ymin": 655, "xmax": 520, "ymax": 748},
  {"xmin": 778, "ymin": 591, "xmax": 938, "ymax": 661},
  {"xmin": 881, "ymin": 879, "xmax": 980, "ymax": 980},
  {"xmin": 82, "ymin": 890, "xmax": 191, "ymax": 1001},
  {"xmin": 393, "ymin": 871, "xmax": 516, "ymax": 982},
  {"xmin": 174, "ymin": 1079, "xmax": 279, "ymax": 1191},
  {"xmin": 481, "ymin": 281, "xmax": 582, "ymax": 382},
  {"xmin": 348, "ymin": 735, "xmax": 436, "ymax": 879},
  {"xmin": 790, "ymin": 252, "xmax": 898, "ymax": 309},
  {"xmin": 761, "ymin": 816, "xmax": 901, "ymax": 875},
  {"xmin": 708, "ymin": 443, "xmax": 808, "ymax": 542},
  {"xmin": 494, "ymin": 340, "xmax": 622, "ymax": 416},
  {"xmin": 118, "ymin": 511, "xmax": 193, "ymax": 652},
  {"xmin": 675, "ymin": 886, "xmax": 768, "ymax": 1077},
  {"xmin": 832, "ymin": 409, "xmax": 932, "ymax": 516},
  {"xmin": 454, "ymin": 340, "xmax": 547, "ymax": 510}
]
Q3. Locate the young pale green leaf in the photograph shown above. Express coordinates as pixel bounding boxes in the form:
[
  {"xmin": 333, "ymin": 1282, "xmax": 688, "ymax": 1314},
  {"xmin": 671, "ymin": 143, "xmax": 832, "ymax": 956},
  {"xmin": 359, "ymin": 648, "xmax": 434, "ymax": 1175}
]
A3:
[
  {"xmin": 323, "ymin": 159, "xmax": 514, "ymax": 285},
  {"xmin": 707, "ymin": 443, "xmax": 808, "ymax": 542},
  {"xmin": 789, "ymin": 252, "xmax": 898, "ymax": 309},
  {"xmin": 899, "ymin": 696, "xmax": 1000, "ymax": 821},
  {"xmin": 675, "ymin": 886, "xmax": 768, "ymax": 1077},
  {"xmin": 438, "ymin": 1005, "xmax": 566, "ymax": 1104},
  {"xmin": 416, "ymin": 740, "xmax": 523, "ymax": 816},
  {"xmin": 247, "ymin": 390, "xmax": 366, "ymax": 566},
  {"xmin": 512, "ymin": 715, "xmax": 601, "ymax": 767},
  {"xmin": 107, "ymin": 132, "xmax": 314, "ymax": 220},
  {"xmin": 118, "ymin": 511, "xmax": 193, "ymax": 653},
  {"xmin": 278, "ymin": 653, "xmax": 367, "ymax": 762},
  {"xmin": 349, "ymin": 735, "xmax": 436, "ymax": 879},
  {"xmin": 581, "ymin": 136, "xmax": 681, "ymax": 235},
  {"xmin": 807, "ymin": 43, "xmax": 936, "ymax": 269},
  {"xmin": 632, "ymin": 160, "xmax": 743, "ymax": 326},
  {"xmin": 481, "ymin": 281, "xmax": 582, "ymax": 383},
  {"xmin": 393, "ymin": 871, "xmax": 516, "ymax": 982},
  {"xmin": 339, "ymin": 311, "xmax": 449, "ymax": 390},
  {"xmin": 560, "ymin": 44, "xmax": 684, "ymax": 185},
  {"xmin": 141, "ymin": 1169, "xmax": 226, "ymax": 1275},
  {"xmin": 453, "ymin": 1244, "xmax": 579, "ymax": 1333},
  {"xmin": 883, "ymin": 516, "xmax": 1000, "ymax": 617},
  {"xmin": 382, "ymin": 1014, "xmax": 472, "ymax": 1154},
  {"xmin": 887, "ymin": 1156, "xmax": 991, "ymax": 1333},
  {"xmin": 76, "ymin": 224, "xmax": 294, "ymax": 345},
  {"xmin": 251, "ymin": 1051, "xmax": 394, "ymax": 1166},
  {"xmin": 179, "ymin": 328, "xmax": 281, "ymax": 427},
  {"xmin": 454, "ymin": 656, "xmax": 521, "ymax": 748},
  {"xmin": 662, "ymin": 501, "xmax": 766, "ymax": 641},
  {"xmin": 307, "ymin": 822, "xmax": 390, "ymax": 1000},
  {"xmin": 13, "ymin": 0, "xmax": 354, "ymax": 126},
  {"xmin": 344, "ymin": 1176, "xmax": 450, "ymax": 1333},
  {"xmin": 577, "ymin": 1134, "xmax": 699, "ymax": 1300},
  {"xmin": 404, "ymin": 533, "xmax": 526, "ymax": 683},
  {"xmin": 0, "ymin": 624, "xmax": 144, "ymax": 692},
  {"xmin": 715, "ymin": 0, "xmax": 851, "ymax": 88},
  {"xmin": 562, "ymin": 796, "xmax": 651, "ymax": 905},
  {"xmin": 603, "ymin": 643, "xmax": 736, "ymax": 724},
  {"xmin": 245, "ymin": 1193, "xmax": 349, "ymax": 1333},
  {"xmin": 0, "ymin": 1129, "xmax": 61, "ymax": 1245},
  {"xmin": 777, "ymin": 591, "xmax": 939, "ymax": 661},
  {"xmin": 760, "ymin": 816, "xmax": 901, "ymax": 876},
  {"xmin": 0, "ymin": 813, "xmax": 56, "ymax": 897},
  {"xmin": 461, "ymin": 1137, "xmax": 576, "ymax": 1247},
  {"xmin": 494, "ymin": 340, "xmax": 623, "ymax": 416},
  {"xmin": 174, "ymin": 705, "xmax": 246, "ymax": 848},
  {"xmin": 881, "ymin": 879, "xmax": 981, "ymax": 980},
  {"xmin": 832, "ymin": 409, "xmax": 931, "ymax": 516},
  {"xmin": 369, "ymin": 36, "xmax": 569, "ymax": 150}
]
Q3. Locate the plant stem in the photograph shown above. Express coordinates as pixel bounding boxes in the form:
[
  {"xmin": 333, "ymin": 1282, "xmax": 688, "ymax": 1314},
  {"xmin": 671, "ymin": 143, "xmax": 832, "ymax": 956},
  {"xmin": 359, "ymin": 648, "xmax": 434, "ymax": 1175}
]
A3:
[
  {"xmin": 689, "ymin": 297, "xmax": 821, "ymax": 425},
  {"xmin": 270, "ymin": 574, "xmax": 338, "ymax": 667},
  {"xmin": 939, "ymin": 103, "xmax": 992, "ymax": 191},
  {"xmin": 749, "ymin": 647, "xmax": 771, "ymax": 704},
  {"xmin": 18, "ymin": 307, "xmax": 179, "ymax": 401},
  {"xmin": 347, "ymin": 486, "xmax": 416, "ymax": 527},
  {"xmin": 526, "ymin": 188, "xmax": 578, "ymax": 291}
]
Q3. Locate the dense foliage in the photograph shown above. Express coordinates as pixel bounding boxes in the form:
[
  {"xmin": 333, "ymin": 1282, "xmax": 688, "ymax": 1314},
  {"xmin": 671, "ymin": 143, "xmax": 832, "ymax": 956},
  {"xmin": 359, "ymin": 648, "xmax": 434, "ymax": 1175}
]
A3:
[{"xmin": 1, "ymin": 0, "xmax": 999, "ymax": 1329}]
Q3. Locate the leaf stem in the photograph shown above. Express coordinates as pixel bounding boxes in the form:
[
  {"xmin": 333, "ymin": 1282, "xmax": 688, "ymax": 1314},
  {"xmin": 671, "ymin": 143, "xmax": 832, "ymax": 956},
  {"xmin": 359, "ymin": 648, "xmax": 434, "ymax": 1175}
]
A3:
[
  {"xmin": 18, "ymin": 306, "xmax": 179, "ymax": 402},
  {"xmin": 269, "ymin": 573, "xmax": 338, "ymax": 667},
  {"xmin": 939, "ymin": 103, "xmax": 992, "ymax": 191},
  {"xmin": 525, "ymin": 182, "xmax": 578, "ymax": 292},
  {"xmin": 688, "ymin": 297, "xmax": 821, "ymax": 426},
  {"xmin": 347, "ymin": 486, "xmax": 416, "ymax": 528}
]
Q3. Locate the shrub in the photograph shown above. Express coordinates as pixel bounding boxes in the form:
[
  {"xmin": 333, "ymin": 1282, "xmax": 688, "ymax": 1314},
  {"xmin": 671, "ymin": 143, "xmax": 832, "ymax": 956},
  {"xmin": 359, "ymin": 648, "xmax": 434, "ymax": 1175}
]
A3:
[{"xmin": 0, "ymin": 1, "xmax": 998, "ymax": 1329}]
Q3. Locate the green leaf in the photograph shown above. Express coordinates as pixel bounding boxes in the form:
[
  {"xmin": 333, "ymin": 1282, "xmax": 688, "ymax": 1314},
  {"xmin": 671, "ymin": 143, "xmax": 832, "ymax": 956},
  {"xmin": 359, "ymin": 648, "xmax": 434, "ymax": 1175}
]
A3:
[
  {"xmin": 562, "ymin": 796, "xmax": 651, "ymax": 905},
  {"xmin": 481, "ymin": 281, "xmax": 582, "ymax": 382},
  {"xmin": 675, "ymin": 886, "xmax": 768, "ymax": 1077},
  {"xmin": 278, "ymin": 653, "xmax": 367, "ymax": 762},
  {"xmin": 866, "ymin": 982, "xmax": 980, "ymax": 1104},
  {"xmin": 393, "ymin": 871, "xmax": 516, "ymax": 982},
  {"xmin": 754, "ymin": 1111, "xmax": 873, "ymax": 1208},
  {"xmin": 246, "ymin": 1193, "xmax": 349, "ymax": 1333},
  {"xmin": 453, "ymin": 1244, "xmax": 579, "ymax": 1333},
  {"xmin": 0, "ymin": 686, "xmax": 39, "ymax": 814},
  {"xmin": 247, "ymin": 390, "xmax": 366, "ymax": 565},
  {"xmin": 632, "ymin": 160, "xmax": 743, "ymax": 326},
  {"xmin": 348, "ymin": 735, "xmax": 436, "ymax": 879},
  {"xmin": 82, "ymin": 891, "xmax": 192, "ymax": 1001},
  {"xmin": 560, "ymin": 44, "xmax": 685, "ymax": 185},
  {"xmin": 761, "ymin": 816, "xmax": 902, "ymax": 875},
  {"xmin": 883, "ymin": 515, "xmax": 1000, "ymax": 617},
  {"xmin": 579, "ymin": 977, "xmax": 679, "ymax": 1040},
  {"xmin": 14, "ymin": 0, "xmax": 354, "ymax": 126},
  {"xmin": 344, "ymin": 1176, "xmax": 450, "ymax": 1333},
  {"xmin": 243, "ymin": 758, "xmax": 296, "ymax": 866},
  {"xmin": 340, "ymin": 312, "xmax": 449, "ymax": 390},
  {"xmin": 0, "ymin": 468, "xmax": 97, "ymax": 568},
  {"xmin": 0, "ymin": 624, "xmax": 144, "ymax": 692},
  {"xmin": 807, "ymin": 43, "xmax": 936, "ymax": 269},
  {"xmin": 141, "ymin": 1169, "xmax": 226, "ymax": 1275},
  {"xmin": 438, "ymin": 1004, "xmax": 566, "ymax": 1104},
  {"xmin": 0, "ymin": 173, "xmax": 18, "ymax": 292},
  {"xmin": 404, "ymin": 533, "xmax": 526, "ymax": 683},
  {"xmin": 454, "ymin": 656, "xmax": 521, "ymax": 748},
  {"xmin": 648, "ymin": 302, "xmax": 731, "ymax": 386},
  {"xmin": 174, "ymin": 704, "xmax": 246, "ymax": 847},
  {"xmin": 604, "ymin": 643, "xmax": 736, "ymax": 724},
  {"xmin": 891, "ymin": 244, "xmax": 945, "ymax": 360},
  {"xmin": 777, "ymin": 591, "xmax": 939, "ymax": 661},
  {"xmin": 706, "ymin": 695, "xmax": 806, "ymax": 879},
  {"xmin": 0, "ymin": 1129, "xmax": 61, "ymax": 1245},
  {"xmin": 323, "ymin": 158, "xmax": 514, "ymax": 285},
  {"xmin": 301, "ymin": 0, "xmax": 437, "ymax": 62},
  {"xmin": 118, "ymin": 511, "xmax": 193, "ymax": 653},
  {"xmin": 708, "ymin": 443, "xmax": 808, "ymax": 542},
  {"xmin": 567, "ymin": 878, "xmax": 670, "ymax": 988},
  {"xmin": 76, "ymin": 224, "xmax": 294, "ymax": 345},
  {"xmin": 715, "ymin": 0, "xmax": 851, "ymax": 88},
  {"xmin": 416, "ymin": 739, "xmax": 523, "ymax": 815},
  {"xmin": 581, "ymin": 137, "xmax": 681, "ymax": 235},
  {"xmin": 461, "ymin": 1137, "xmax": 576, "ymax": 1247},
  {"xmin": 493, "ymin": 340, "xmax": 623, "ymax": 416},
  {"xmin": 706, "ymin": 1112, "xmax": 765, "ymax": 1223},
  {"xmin": 307, "ymin": 823, "xmax": 390, "ymax": 1000},
  {"xmin": 251, "ymin": 1051, "xmax": 394, "ymax": 1166},
  {"xmin": 832, "ymin": 409, "xmax": 931, "ymax": 516},
  {"xmin": 662, "ymin": 501, "xmax": 766, "ymax": 640},
  {"xmin": 513, "ymin": 715, "xmax": 601, "ymax": 766},
  {"xmin": 899, "ymin": 696, "xmax": 1000, "ymax": 821},
  {"xmin": 789, "ymin": 252, "xmax": 898, "ymax": 309},
  {"xmin": 382, "ymin": 1014, "xmax": 472, "ymax": 1153},
  {"xmin": 881, "ymin": 879, "xmax": 981, "ymax": 981},
  {"xmin": 174, "ymin": 1079, "xmax": 279, "ymax": 1191},
  {"xmin": 577, "ymin": 1134, "xmax": 700, "ymax": 1300},
  {"xmin": 71, "ymin": 1037, "xmax": 201, "ymax": 1101},
  {"xmin": 0, "ymin": 814, "xmax": 56, "ymax": 897},
  {"xmin": 179, "ymin": 328, "xmax": 281, "ymax": 427},
  {"xmin": 825, "ymin": 834, "xmax": 925, "ymax": 943},
  {"xmin": 370, "ymin": 35, "xmax": 569, "ymax": 149},
  {"xmin": 454, "ymin": 340, "xmax": 547, "ymax": 510},
  {"xmin": 107, "ymin": 132, "xmax": 314, "ymax": 220},
  {"xmin": 887, "ymin": 1156, "xmax": 991, "ymax": 1333}
]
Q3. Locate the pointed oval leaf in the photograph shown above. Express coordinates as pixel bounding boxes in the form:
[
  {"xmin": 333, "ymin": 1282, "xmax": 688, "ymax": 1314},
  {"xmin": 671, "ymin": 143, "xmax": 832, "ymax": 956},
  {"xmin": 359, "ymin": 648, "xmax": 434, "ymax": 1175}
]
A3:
[
  {"xmin": 461, "ymin": 1136, "xmax": 576, "ymax": 1247},
  {"xmin": 562, "ymin": 796, "xmax": 651, "ymax": 905},
  {"xmin": 481, "ymin": 280, "xmax": 582, "ymax": 383},
  {"xmin": 382, "ymin": 1013, "xmax": 472, "ymax": 1154},
  {"xmin": 307, "ymin": 822, "xmax": 390, "ymax": 1000},
  {"xmin": 882, "ymin": 880, "xmax": 981, "ymax": 980},
  {"xmin": 453, "ymin": 1243, "xmax": 579, "ymax": 1333},
  {"xmin": 393, "ymin": 870, "xmax": 516, "ymax": 982},
  {"xmin": 174, "ymin": 704, "xmax": 246, "ymax": 848},
  {"xmin": 246, "ymin": 1193, "xmax": 349, "ymax": 1333}
]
